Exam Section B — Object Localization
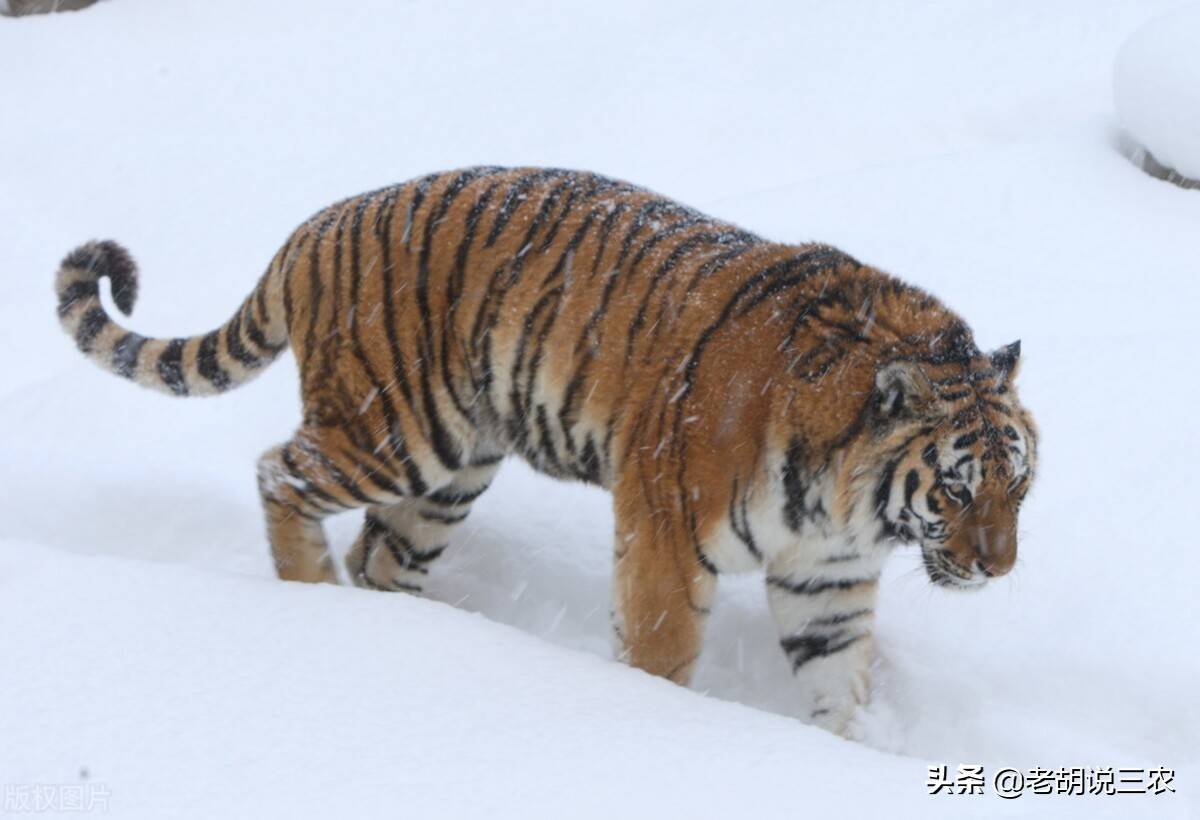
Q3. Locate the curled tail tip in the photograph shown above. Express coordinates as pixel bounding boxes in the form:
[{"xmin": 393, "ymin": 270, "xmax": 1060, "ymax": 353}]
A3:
[{"xmin": 59, "ymin": 239, "xmax": 139, "ymax": 316}]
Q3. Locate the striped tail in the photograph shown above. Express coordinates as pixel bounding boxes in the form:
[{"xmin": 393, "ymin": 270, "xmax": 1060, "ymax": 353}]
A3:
[{"xmin": 55, "ymin": 240, "xmax": 289, "ymax": 397}]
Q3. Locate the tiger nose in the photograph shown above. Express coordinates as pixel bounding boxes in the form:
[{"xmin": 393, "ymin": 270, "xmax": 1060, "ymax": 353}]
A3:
[{"xmin": 973, "ymin": 527, "xmax": 1015, "ymax": 577}]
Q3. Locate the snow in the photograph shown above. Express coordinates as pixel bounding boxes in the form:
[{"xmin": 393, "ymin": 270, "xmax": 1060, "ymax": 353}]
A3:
[
  {"xmin": 1114, "ymin": 4, "xmax": 1200, "ymax": 180},
  {"xmin": 2, "ymin": 1, "xmax": 1199, "ymax": 818},
  {"xmin": 0, "ymin": 541, "xmax": 986, "ymax": 819}
]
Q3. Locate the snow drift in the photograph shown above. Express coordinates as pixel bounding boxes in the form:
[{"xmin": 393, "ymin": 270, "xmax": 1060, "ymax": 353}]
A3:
[{"xmin": 1114, "ymin": 4, "xmax": 1200, "ymax": 182}]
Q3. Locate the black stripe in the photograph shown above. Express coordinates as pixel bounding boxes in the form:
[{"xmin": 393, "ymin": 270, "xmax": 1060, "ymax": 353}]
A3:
[
  {"xmin": 156, "ymin": 339, "xmax": 188, "ymax": 395},
  {"xmin": 728, "ymin": 477, "xmax": 762, "ymax": 562},
  {"xmin": 379, "ymin": 533, "xmax": 430, "ymax": 572},
  {"xmin": 537, "ymin": 183, "xmax": 583, "ymax": 252},
  {"xmin": 346, "ymin": 195, "xmax": 427, "ymax": 496},
  {"xmin": 808, "ymin": 609, "xmax": 872, "ymax": 628},
  {"xmin": 426, "ymin": 483, "xmax": 489, "ymax": 506},
  {"xmin": 507, "ymin": 286, "xmax": 563, "ymax": 448},
  {"xmin": 414, "ymin": 172, "xmax": 474, "ymax": 471},
  {"xmin": 553, "ymin": 203, "xmax": 634, "ymax": 445},
  {"xmin": 57, "ymin": 280, "xmax": 99, "ymax": 316},
  {"xmin": 587, "ymin": 200, "xmax": 628, "ymax": 276},
  {"xmin": 74, "ymin": 307, "xmax": 108, "ymax": 353},
  {"xmin": 643, "ymin": 243, "xmax": 759, "ymax": 360},
  {"xmin": 874, "ymin": 457, "xmax": 899, "ymax": 519},
  {"xmin": 418, "ymin": 508, "xmax": 470, "ymax": 525},
  {"xmin": 903, "ymin": 469, "xmax": 920, "ymax": 509},
  {"xmin": 413, "ymin": 362, "xmax": 461, "ymax": 475},
  {"xmin": 224, "ymin": 310, "xmax": 261, "ymax": 368},
  {"xmin": 522, "ymin": 211, "xmax": 600, "ymax": 442},
  {"xmin": 300, "ymin": 217, "xmax": 328, "ymax": 367},
  {"xmin": 242, "ymin": 311, "xmax": 274, "ymax": 354},
  {"xmin": 473, "ymin": 178, "xmax": 574, "ymax": 427},
  {"xmin": 611, "ymin": 201, "xmax": 663, "ymax": 270},
  {"xmin": 782, "ymin": 438, "xmax": 826, "ymax": 531},
  {"xmin": 280, "ymin": 230, "xmax": 310, "ymax": 331},
  {"xmin": 442, "ymin": 181, "xmax": 500, "ymax": 421},
  {"xmin": 378, "ymin": 185, "xmax": 419, "ymax": 416},
  {"xmin": 403, "ymin": 172, "xmax": 440, "ymax": 251},
  {"xmin": 514, "ymin": 179, "xmax": 572, "ymax": 256},
  {"xmin": 255, "ymin": 257, "xmax": 274, "ymax": 329},
  {"xmin": 925, "ymin": 490, "xmax": 943, "ymax": 515},
  {"xmin": 679, "ymin": 243, "xmax": 759, "ymax": 303},
  {"xmin": 670, "ymin": 249, "xmax": 843, "ymax": 451},
  {"xmin": 622, "ymin": 217, "xmax": 704, "ymax": 279},
  {"xmin": 921, "ymin": 443, "xmax": 938, "ymax": 466},
  {"xmin": 953, "ymin": 431, "xmax": 980, "ymax": 449},
  {"xmin": 780, "ymin": 632, "xmax": 864, "ymax": 671},
  {"xmin": 244, "ymin": 271, "xmax": 287, "ymax": 354},
  {"xmin": 333, "ymin": 446, "xmax": 409, "ymax": 499},
  {"xmin": 485, "ymin": 169, "xmax": 558, "ymax": 247},
  {"xmin": 691, "ymin": 537, "xmax": 720, "ymax": 576},
  {"xmin": 262, "ymin": 495, "xmax": 323, "ymax": 522},
  {"xmin": 766, "ymin": 575, "xmax": 873, "ymax": 595},
  {"xmin": 402, "ymin": 540, "xmax": 447, "ymax": 564},
  {"xmin": 111, "ymin": 332, "xmax": 147, "ymax": 379},
  {"xmin": 317, "ymin": 203, "xmax": 348, "ymax": 393},
  {"xmin": 578, "ymin": 435, "xmax": 602, "ymax": 484},
  {"xmin": 280, "ymin": 447, "xmax": 342, "ymax": 508},
  {"xmin": 295, "ymin": 441, "xmax": 377, "ymax": 505},
  {"xmin": 196, "ymin": 330, "xmax": 231, "ymax": 390},
  {"xmin": 735, "ymin": 248, "xmax": 853, "ymax": 319},
  {"xmin": 622, "ymin": 232, "xmax": 746, "ymax": 362},
  {"xmin": 917, "ymin": 322, "xmax": 977, "ymax": 365},
  {"xmin": 367, "ymin": 516, "xmax": 448, "ymax": 566}
]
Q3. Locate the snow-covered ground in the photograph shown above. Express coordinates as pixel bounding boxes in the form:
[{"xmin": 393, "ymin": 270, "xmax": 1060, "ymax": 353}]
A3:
[{"xmin": 2, "ymin": 2, "xmax": 1198, "ymax": 818}]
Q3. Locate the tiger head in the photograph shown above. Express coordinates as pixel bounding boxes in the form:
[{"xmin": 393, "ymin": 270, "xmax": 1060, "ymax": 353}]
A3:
[{"xmin": 860, "ymin": 340, "xmax": 1037, "ymax": 589}]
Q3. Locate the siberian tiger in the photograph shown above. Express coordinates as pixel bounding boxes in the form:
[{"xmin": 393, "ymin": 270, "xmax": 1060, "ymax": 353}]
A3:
[{"xmin": 55, "ymin": 167, "xmax": 1037, "ymax": 735}]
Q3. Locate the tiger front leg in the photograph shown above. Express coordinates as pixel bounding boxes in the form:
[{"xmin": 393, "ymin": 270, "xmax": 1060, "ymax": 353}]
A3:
[
  {"xmin": 610, "ymin": 486, "xmax": 717, "ymax": 685},
  {"xmin": 765, "ymin": 556, "xmax": 881, "ymax": 737}
]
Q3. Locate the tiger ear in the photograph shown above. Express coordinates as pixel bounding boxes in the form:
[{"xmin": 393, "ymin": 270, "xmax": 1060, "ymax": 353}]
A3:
[
  {"xmin": 873, "ymin": 361, "xmax": 935, "ymax": 423},
  {"xmin": 990, "ymin": 340, "xmax": 1022, "ymax": 385}
]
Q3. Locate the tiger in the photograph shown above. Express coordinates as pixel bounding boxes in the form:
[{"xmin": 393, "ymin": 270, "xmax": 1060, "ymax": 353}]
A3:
[{"xmin": 54, "ymin": 166, "xmax": 1037, "ymax": 736}]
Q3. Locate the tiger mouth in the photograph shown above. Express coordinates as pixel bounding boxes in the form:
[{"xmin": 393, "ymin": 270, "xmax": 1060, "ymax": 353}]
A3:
[{"xmin": 922, "ymin": 549, "xmax": 985, "ymax": 590}]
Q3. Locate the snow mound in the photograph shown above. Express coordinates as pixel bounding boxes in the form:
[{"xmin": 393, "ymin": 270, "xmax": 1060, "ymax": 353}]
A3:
[
  {"xmin": 0, "ymin": 540, "xmax": 978, "ymax": 820},
  {"xmin": 3, "ymin": 540, "xmax": 1191, "ymax": 819},
  {"xmin": 1114, "ymin": 5, "xmax": 1200, "ymax": 182}
]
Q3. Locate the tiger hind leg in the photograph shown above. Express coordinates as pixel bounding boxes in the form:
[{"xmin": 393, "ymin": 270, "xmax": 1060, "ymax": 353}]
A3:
[
  {"xmin": 346, "ymin": 457, "xmax": 501, "ymax": 594},
  {"xmin": 256, "ymin": 426, "xmax": 406, "ymax": 584}
]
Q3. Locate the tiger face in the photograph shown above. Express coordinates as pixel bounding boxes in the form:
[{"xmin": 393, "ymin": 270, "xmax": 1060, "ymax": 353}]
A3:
[{"xmin": 866, "ymin": 341, "xmax": 1036, "ymax": 589}]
